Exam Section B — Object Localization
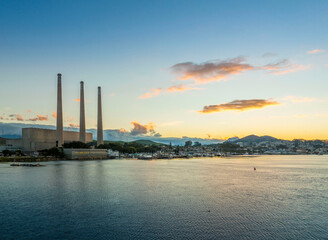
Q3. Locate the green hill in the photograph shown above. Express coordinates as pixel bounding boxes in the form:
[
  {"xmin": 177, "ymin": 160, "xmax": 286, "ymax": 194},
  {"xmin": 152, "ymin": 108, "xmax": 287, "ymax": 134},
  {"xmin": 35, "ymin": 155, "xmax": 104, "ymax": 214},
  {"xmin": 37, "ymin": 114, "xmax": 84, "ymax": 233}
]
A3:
[
  {"xmin": 0, "ymin": 137, "xmax": 6, "ymax": 145},
  {"xmin": 103, "ymin": 139, "xmax": 165, "ymax": 146},
  {"xmin": 131, "ymin": 139, "xmax": 166, "ymax": 146},
  {"xmin": 239, "ymin": 135, "xmax": 279, "ymax": 142}
]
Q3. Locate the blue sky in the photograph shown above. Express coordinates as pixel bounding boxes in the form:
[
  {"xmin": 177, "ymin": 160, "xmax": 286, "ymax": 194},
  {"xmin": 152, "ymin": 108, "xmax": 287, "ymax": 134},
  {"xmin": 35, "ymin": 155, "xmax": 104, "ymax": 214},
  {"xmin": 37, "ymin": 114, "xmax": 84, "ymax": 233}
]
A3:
[{"xmin": 1, "ymin": 0, "xmax": 328, "ymax": 140}]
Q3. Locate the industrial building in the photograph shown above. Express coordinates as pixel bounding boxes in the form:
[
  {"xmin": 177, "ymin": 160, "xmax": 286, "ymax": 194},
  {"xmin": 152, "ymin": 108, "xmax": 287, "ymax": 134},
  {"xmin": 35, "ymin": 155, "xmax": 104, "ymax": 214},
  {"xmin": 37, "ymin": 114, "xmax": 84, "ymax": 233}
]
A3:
[
  {"xmin": 6, "ymin": 73, "xmax": 107, "ymax": 159},
  {"xmin": 22, "ymin": 128, "xmax": 93, "ymax": 152}
]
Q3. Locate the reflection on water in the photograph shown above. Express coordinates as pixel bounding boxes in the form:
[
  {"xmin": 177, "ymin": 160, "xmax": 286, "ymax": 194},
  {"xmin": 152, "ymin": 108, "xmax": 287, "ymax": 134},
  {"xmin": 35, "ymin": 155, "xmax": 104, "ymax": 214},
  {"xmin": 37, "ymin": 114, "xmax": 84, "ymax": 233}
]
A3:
[{"xmin": 1, "ymin": 156, "xmax": 328, "ymax": 239}]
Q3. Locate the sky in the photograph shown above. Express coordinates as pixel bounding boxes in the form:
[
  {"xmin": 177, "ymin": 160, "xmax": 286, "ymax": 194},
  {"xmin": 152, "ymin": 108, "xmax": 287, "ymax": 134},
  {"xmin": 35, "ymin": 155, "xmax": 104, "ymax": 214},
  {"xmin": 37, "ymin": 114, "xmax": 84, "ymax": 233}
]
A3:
[{"xmin": 0, "ymin": 0, "xmax": 328, "ymax": 140}]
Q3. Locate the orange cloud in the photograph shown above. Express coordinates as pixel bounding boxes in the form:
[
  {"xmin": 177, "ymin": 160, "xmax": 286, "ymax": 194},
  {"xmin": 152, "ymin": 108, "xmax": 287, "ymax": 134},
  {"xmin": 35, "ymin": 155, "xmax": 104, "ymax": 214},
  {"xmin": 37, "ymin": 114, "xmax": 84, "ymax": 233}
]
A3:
[
  {"xmin": 52, "ymin": 112, "xmax": 57, "ymax": 118},
  {"xmin": 36, "ymin": 115, "xmax": 48, "ymax": 121},
  {"xmin": 7, "ymin": 114, "xmax": 48, "ymax": 121},
  {"xmin": 26, "ymin": 109, "xmax": 32, "ymax": 113},
  {"xmin": 171, "ymin": 57, "xmax": 254, "ymax": 84},
  {"xmin": 68, "ymin": 123, "xmax": 79, "ymax": 128},
  {"xmin": 16, "ymin": 114, "xmax": 23, "ymax": 121},
  {"xmin": 167, "ymin": 84, "xmax": 203, "ymax": 92},
  {"xmin": 139, "ymin": 88, "xmax": 162, "ymax": 99},
  {"xmin": 199, "ymin": 99, "xmax": 280, "ymax": 114},
  {"xmin": 119, "ymin": 128, "xmax": 128, "ymax": 133},
  {"xmin": 74, "ymin": 98, "xmax": 91, "ymax": 103},
  {"xmin": 130, "ymin": 121, "xmax": 155, "ymax": 135},
  {"xmin": 8, "ymin": 114, "xmax": 24, "ymax": 121},
  {"xmin": 307, "ymin": 49, "xmax": 325, "ymax": 54},
  {"xmin": 141, "ymin": 57, "xmax": 308, "ymax": 99},
  {"xmin": 28, "ymin": 115, "xmax": 48, "ymax": 121}
]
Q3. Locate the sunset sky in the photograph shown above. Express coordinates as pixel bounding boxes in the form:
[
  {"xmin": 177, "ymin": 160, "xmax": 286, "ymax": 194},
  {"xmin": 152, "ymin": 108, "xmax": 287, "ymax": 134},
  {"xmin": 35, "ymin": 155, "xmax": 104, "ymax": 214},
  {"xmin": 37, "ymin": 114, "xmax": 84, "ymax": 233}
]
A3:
[{"xmin": 1, "ymin": 0, "xmax": 328, "ymax": 140}]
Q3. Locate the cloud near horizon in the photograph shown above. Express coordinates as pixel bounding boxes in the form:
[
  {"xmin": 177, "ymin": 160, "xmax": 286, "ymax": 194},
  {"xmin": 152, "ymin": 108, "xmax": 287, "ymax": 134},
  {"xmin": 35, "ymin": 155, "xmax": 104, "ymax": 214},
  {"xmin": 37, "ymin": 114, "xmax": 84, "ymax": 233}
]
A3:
[
  {"xmin": 68, "ymin": 123, "xmax": 79, "ymax": 128},
  {"xmin": 140, "ymin": 56, "xmax": 309, "ymax": 98},
  {"xmin": 130, "ymin": 121, "xmax": 155, "ymax": 135},
  {"xmin": 7, "ymin": 114, "xmax": 48, "ymax": 122},
  {"xmin": 9, "ymin": 114, "xmax": 24, "ymax": 121},
  {"xmin": 199, "ymin": 99, "xmax": 280, "ymax": 114},
  {"xmin": 29, "ymin": 115, "xmax": 49, "ymax": 121}
]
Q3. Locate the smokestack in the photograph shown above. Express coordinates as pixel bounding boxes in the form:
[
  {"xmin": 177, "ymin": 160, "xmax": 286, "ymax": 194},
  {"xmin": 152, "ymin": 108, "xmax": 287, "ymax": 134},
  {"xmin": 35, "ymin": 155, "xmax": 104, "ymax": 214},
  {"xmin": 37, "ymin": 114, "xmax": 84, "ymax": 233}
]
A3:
[
  {"xmin": 56, "ymin": 73, "xmax": 63, "ymax": 147},
  {"xmin": 97, "ymin": 86, "xmax": 103, "ymax": 146},
  {"xmin": 79, "ymin": 81, "xmax": 86, "ymax": 142}
]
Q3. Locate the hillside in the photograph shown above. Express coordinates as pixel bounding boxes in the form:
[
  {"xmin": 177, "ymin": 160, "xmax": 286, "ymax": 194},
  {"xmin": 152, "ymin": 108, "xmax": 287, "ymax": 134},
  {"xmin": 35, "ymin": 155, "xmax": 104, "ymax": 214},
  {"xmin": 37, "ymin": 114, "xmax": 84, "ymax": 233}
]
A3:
[
  {"xmin": 229, "ymin": 135, "xmax": 280, "ymax": 143},
  {"xmin": 0, "ymin": 137, "xmax": 6, "ymax": 145},
  {"xmin": 103, "ymin": 139, "xmax": 166, "ymax": 146},
  {"xmin": 131, "ymin": 139, "xmax": 166, "ymax": 146}
]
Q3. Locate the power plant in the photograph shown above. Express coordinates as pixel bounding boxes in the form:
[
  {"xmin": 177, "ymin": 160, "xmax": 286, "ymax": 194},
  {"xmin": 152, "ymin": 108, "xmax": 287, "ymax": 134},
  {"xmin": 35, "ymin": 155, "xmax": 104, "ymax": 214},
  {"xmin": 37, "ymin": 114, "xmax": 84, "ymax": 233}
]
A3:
[
  {"xmin": 7, "ymin": 73, "xmax": 107, "ymax": 159},
  {"xmin": 53, "ymin": 73, "xmax": 104, "ymax": 148}
]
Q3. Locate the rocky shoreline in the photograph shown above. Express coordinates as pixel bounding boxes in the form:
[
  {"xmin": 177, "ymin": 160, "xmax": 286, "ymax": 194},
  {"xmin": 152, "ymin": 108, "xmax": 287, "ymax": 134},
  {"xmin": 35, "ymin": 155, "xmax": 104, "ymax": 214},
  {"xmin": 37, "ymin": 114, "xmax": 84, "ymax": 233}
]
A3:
[{"xmin": 0, "ymin": 157, "xmax": 63, "ymax": 162}]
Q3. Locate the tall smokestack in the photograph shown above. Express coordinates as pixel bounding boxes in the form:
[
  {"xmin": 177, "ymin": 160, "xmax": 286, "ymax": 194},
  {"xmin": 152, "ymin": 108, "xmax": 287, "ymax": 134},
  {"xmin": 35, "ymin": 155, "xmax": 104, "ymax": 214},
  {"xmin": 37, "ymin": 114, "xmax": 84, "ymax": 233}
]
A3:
[
  {"xmin": 97, "ymin": 86, "xmax": 103, "ymax": 146},
  {"xmin": 56, "ymin": 73, "xmax": 63, "ymax": 147},
  {"xmin": 79, "ymin": 81, "xmax": 86, "ymax": 142}
]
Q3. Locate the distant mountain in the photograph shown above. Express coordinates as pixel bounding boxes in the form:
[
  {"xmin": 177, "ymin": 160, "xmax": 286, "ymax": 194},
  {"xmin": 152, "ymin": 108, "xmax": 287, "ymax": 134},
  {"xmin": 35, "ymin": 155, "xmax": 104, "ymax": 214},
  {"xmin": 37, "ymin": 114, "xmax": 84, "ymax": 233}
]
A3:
[
  {"xmin": 225, "ymin": 137, "xmax": 240, "ymax": 142},
  {"xmin": 227, "ymin": 135, "xmax": 280, "ymax": 143}
]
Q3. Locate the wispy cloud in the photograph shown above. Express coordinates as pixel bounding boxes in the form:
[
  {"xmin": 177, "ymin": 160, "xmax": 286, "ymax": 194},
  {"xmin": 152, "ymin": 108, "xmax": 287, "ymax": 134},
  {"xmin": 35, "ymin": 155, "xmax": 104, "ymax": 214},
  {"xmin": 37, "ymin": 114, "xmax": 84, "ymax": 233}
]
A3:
[
  {"xmin": 171, "ymin": 57, "xmax": 253, "ymax": 84},
  {"xmin": 140, "ymin": 56, "xmax": 309, "ymax": 99},
  {"xmin": 139, "ymin": 84, "xmax": 203, "ymax": 99},
  {"xmin": 28, "ymin": 115, "xmax": 48, "ymax": 121},
  {"xmin": 282, "ymin": 96, "xmax": 315, "ymax": 103},
  {"xmin": 167, "ymin": 84, "xmax": 203, "ymax": 92},
  {"xmin": 265, "ymin": 62, "xmax": 311, "ymax": 75},
  {"xmin": 307, "ymin": 49, "xmax": 325, "ymax": 54},
  {"xmin": 139, "ymin": 88, "xmax": 162, "ymax": 99},
  {"xmin": 199, "ymin": 99, "xmax": 280, "ymax": 114},
  {"xmin": 7, "ymin": 114, "xmax": 48, "ymax": 122}
]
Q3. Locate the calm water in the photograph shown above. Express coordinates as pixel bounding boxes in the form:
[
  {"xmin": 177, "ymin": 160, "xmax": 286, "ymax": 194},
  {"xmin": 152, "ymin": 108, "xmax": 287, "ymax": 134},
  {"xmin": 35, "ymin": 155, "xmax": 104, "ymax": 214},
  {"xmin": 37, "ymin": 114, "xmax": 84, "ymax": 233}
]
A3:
[{"xmin": 1, "ymin": 156, "xmax": 328, "ymax": 239}]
